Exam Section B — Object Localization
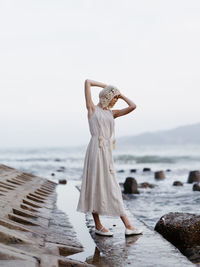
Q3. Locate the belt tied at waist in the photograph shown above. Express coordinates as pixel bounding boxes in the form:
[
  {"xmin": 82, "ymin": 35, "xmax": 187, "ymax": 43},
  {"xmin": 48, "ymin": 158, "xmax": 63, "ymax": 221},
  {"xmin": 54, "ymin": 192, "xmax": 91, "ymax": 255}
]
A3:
[
  {"xmin": 98, "ymin": 136, "xmax": 115, "ymax": 174},
  {"xmin": 99, "ymin": 133, "xmax": 116, "ymax": 150}
]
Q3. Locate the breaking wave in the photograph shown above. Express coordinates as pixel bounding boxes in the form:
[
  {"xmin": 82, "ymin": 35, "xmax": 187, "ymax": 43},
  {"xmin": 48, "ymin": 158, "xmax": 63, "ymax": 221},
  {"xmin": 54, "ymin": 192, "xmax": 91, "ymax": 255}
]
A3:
[{"xmin": 114, "ymin": 155, "xmax": 199, "ymax": 164}]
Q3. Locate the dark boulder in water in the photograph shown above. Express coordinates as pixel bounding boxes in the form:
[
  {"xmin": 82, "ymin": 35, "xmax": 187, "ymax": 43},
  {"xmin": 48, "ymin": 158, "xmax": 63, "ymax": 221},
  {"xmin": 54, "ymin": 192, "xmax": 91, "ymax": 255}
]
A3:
[
  {"xmin": 154, "ymin": 212, "xmax": 200, "ymax": 264},
  {"xmin": 117, "ymin": 169, "xmax": 125, "ymax": 173},
  {"xmin": 187, "ymin": 171, "xmax": 200, "ymax": 183},
  {"xmin": 57, "ymin": 166, "xmax": 66, "ymax": 172},
  {"xmin": 130, "ymin": 169, "xmax": 137, "ymax": 173},
  {"xmin": 138, "ymin": 182, "xmax": 156, "ymax": 188},
  {"xmin": 173, "ymin": 181, "xmax": 183, "ymax": 186},
  {"xmin": 193, "ymin": 183, "xmax": 200, "ymax": 191},
  {"xmin": 143, "ymin": 167, "xmax": 151, "ymax": 172},
  {"xmin": 166, "ymin": 169, "xmax": 171, "ymax": 172},
  {"xmin": 155, "ymin": 170, "xmax": 165, "ymax": 180},
  {"xmin": 123, "ymin": 177, "xmax": 139, "ymax": 194},
  {"xmin": 59, "ymin": 179, "xmax": 67, "ymax": 184}
]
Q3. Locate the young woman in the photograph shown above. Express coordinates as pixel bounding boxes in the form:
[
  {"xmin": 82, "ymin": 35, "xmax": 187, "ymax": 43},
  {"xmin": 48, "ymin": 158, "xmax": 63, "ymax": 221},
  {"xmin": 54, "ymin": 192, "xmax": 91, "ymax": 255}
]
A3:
[{"xmin": 76, "ymin": 79, "xmax": 143, "ymax": 237}]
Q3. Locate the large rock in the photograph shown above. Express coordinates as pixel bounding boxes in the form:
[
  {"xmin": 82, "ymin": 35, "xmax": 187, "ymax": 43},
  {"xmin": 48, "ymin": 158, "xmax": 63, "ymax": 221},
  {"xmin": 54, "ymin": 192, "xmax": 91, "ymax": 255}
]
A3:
[
  {"xmin": 188, "ymin": 171, "xmax": 200, "ymax": 183},
  {"xmin": 123, "ymin": 177, "xmax": 139, "ymax": 194},
  {"xmin": 154, "ymin": 212, "xmax": 200, "ymax": 263},
  {"xmin": 155, "ymin": 170, "xmax": 165, "ymax": 180},
  {"xmin": 193, "ymin": 183, "xmax": 200, "ymax": 191}
]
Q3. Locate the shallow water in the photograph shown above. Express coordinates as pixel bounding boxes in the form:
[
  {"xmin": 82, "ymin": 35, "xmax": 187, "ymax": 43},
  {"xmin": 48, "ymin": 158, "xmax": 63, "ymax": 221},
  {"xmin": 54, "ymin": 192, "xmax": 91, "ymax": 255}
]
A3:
[
  {"xmin": 56, "ymin": 180, "xmax": 96, "ymax": 262},
  {"xmin": 0, "ymin": 144, "xmax": 200, "ymax": 230}
]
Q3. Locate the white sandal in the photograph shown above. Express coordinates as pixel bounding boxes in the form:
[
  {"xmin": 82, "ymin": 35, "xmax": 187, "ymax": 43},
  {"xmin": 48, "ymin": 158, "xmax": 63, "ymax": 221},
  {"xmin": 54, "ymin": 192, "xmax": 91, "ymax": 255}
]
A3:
[
  {"xmin": 95, "ymin": 226, "xmax": 113, "ymax": 236},
  {"xmin": 125, "ymin": 227, "xmax": 143, "ymax": 236}
]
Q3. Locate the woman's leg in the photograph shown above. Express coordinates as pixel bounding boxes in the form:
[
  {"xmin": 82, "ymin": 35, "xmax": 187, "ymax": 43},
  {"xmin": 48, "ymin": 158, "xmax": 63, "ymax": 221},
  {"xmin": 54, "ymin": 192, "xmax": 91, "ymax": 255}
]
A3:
[
  {"xmin": 120, "ymin": 214, "xmax": 137, "ymax": 230},
  {"xmin": 92, "ymin": 212, "xmax": 109, "ymax": 232}
]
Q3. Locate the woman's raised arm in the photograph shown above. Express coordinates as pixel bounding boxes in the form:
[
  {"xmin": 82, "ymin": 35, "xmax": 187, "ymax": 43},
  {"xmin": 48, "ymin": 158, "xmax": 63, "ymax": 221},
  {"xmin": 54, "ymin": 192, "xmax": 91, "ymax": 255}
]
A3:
[
  {"xmin": 112, "ymin": 94, "xmax": 137, "ymax": 119},
  {"xmin": 84, "ymin": 79, "xmax": 107, "ymax": 117}
]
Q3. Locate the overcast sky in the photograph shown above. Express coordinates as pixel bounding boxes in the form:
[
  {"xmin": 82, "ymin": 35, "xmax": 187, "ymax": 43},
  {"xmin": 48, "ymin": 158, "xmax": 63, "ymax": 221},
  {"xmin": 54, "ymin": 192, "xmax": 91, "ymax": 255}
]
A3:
[{"xmin": 0, "ymin": 0, "xmax": 200, "ymax": 148}]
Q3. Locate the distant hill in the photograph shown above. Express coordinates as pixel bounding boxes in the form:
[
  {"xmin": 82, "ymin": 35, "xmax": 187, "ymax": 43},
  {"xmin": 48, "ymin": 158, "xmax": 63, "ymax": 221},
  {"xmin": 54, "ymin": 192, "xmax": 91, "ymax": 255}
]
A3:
[{"xmin": 118, "ymin": 122, "xmax": 200, "ymax": 146}]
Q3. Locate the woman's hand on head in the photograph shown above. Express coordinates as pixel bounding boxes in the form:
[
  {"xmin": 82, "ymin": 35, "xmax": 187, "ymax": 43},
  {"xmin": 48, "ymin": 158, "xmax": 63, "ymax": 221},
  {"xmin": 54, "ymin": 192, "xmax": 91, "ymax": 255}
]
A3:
[{"xmin": 111, "ymin": 94, "xmax": 137, "ymax": 118}]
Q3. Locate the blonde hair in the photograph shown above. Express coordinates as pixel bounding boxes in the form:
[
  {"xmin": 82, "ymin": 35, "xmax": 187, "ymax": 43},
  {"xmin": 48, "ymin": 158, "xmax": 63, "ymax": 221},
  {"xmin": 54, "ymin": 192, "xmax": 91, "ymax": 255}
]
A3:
[{"xmin": 99, "ymin": 85, "xmax": 120, "ymax": 108}]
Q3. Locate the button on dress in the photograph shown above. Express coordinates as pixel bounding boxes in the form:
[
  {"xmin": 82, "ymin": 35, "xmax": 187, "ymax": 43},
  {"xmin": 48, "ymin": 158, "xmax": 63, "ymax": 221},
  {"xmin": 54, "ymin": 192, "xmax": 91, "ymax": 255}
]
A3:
[{"xmin": 76, "ymin": 105, "xmax": 127, "ymax": 217}]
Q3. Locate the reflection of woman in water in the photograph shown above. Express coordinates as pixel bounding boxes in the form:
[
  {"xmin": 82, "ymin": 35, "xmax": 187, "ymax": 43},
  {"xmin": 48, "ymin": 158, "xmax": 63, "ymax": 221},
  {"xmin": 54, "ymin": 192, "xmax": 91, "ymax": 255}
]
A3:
[
  {"xmin": 76, "ymin": 79, "xmax": 143, "ymax": 236},
  {"xmin": 86, "ymin": 235, "xmax": 140, "ymax": 265}
]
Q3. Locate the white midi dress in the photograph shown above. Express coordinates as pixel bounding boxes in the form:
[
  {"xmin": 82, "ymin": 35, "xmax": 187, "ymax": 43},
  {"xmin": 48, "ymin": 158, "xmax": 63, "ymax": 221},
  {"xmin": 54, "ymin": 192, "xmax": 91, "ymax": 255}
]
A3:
[{"xmin": 76, "ymin": 105, "xmax": 127, "ymax": 217}]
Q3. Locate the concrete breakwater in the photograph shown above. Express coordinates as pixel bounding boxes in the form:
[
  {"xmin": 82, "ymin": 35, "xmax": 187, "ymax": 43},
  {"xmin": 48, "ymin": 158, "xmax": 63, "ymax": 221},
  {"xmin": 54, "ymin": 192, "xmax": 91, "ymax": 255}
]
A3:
[{"xmin": 0, "ymin": 163, "xmax": 93, "ymax": 267}]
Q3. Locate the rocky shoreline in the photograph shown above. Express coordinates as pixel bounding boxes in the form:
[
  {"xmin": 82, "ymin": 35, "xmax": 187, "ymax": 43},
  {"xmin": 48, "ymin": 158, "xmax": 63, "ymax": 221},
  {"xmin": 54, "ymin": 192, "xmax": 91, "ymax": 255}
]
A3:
[
  {"xmin": 0, "ymin": 163, "xmax": 93, "ymax": 267},
  {"xmin": 155, "ymin": 212, "xmax": 200, "ymax": 265},
  {"xmin": 119, "ymin": 169, "xmax": 200, "ymax": 266},
  {"xmin": 1, "ymin": 162, "xmax": 199, "ymax": 267}
]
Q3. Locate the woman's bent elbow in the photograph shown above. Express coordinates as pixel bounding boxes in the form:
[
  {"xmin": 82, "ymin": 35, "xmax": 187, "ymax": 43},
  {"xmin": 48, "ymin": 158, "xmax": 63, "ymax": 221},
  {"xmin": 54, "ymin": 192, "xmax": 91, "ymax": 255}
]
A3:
[{"xmin": 131, "ymin": 104, "xmax": 136, "ymax": 111}]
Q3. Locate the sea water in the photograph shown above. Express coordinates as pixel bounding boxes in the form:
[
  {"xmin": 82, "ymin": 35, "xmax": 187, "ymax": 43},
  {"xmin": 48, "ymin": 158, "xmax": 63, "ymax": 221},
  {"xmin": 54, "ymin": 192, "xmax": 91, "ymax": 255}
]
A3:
[{"xmin": 0, "ymin": 144, "xmax": 199, "ymax": 230}]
